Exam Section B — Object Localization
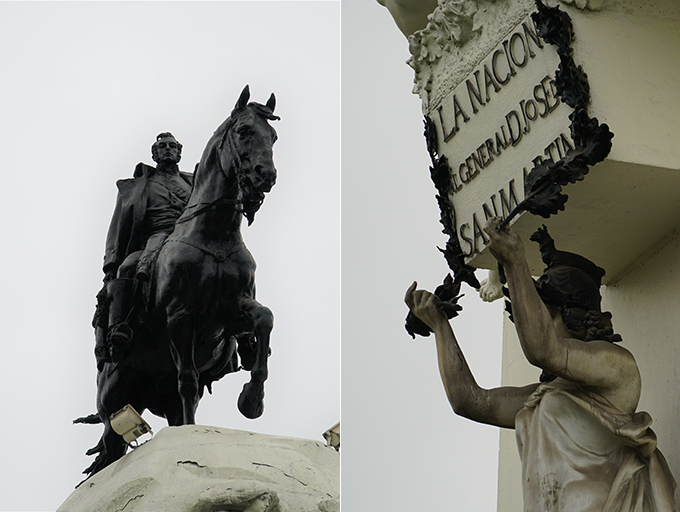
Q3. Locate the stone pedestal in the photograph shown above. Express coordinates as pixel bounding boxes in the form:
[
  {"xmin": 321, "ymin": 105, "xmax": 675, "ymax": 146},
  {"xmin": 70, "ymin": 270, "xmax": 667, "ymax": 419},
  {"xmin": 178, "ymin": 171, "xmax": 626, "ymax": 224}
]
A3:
[{"xmin": 58, "ymin": 426, "xmax": 339, "ymax": 512}]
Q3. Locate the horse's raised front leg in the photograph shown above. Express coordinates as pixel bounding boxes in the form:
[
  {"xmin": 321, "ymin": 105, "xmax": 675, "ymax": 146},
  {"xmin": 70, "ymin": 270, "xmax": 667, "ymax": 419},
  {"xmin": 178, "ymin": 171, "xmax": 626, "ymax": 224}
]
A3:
[
  {"xmin": 166, "ymin": 303, "xmax": 199, "ymax": 425},
  {"xmin": 238, "ymin": 298, "xmax": 273, "ymax": 419}
]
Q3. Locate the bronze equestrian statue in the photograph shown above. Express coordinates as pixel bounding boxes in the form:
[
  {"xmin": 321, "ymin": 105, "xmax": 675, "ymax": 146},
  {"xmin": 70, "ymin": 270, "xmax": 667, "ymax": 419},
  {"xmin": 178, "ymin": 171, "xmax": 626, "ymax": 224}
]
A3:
[{"xmin": 78, "ymin": 86, "xmax": 279, "ymax": 477}]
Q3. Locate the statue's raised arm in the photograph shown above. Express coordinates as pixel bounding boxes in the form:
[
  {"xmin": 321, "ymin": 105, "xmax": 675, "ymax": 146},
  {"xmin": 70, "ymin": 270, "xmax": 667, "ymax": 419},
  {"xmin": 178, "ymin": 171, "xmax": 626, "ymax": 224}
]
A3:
[{"xmin": 406, "ymin": 218, "xmax": 678, "ymax": 511}]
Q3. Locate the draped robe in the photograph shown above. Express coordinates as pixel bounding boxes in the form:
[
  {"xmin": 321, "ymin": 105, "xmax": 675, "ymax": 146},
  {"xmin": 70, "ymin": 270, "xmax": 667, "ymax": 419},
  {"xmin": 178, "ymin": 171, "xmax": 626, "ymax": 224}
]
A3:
[{"xmin": 515, "ymin": 380, "xmax": 677, "ymax": 512}]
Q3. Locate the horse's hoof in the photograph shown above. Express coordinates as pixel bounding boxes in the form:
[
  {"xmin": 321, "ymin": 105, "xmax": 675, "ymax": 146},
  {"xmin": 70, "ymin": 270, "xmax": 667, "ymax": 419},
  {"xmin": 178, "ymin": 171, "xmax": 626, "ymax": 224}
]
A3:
[{"xmin": 238, "ymin": 382, "xmax": 264, "ymax": 419}]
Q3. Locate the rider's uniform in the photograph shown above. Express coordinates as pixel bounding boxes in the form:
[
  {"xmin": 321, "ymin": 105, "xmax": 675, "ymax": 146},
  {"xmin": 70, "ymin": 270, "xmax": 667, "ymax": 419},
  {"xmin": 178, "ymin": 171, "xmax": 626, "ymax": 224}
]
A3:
[
  {"xmin": 94, "ymin": 163, "xmax": 193, "ymax": 369},
  {"xmin": 104, "ymin": 162, "xmax": 193, "ymax": 278}
]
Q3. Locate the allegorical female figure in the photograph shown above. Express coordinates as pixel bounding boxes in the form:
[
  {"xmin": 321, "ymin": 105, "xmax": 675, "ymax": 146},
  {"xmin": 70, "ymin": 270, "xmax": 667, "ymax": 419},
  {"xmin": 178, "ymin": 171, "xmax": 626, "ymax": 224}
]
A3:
[{"xmin": 405, "ymin": 217, "xmax": 677, "ymax": 511}]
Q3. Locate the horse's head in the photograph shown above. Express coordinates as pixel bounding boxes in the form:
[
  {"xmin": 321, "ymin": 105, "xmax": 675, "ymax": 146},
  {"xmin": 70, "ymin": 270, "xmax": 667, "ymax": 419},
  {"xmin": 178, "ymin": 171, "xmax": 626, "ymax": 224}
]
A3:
[{"xmin": 222, "ymin": 85, "xmax": 279, "ymax": 225}]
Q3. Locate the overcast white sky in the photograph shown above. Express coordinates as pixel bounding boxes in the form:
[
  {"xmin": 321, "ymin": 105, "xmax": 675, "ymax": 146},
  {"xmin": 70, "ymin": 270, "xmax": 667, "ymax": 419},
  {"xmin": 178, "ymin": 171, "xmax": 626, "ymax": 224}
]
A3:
[
  {"xmin": 342, "ymin": 1, "xmax": 506, "ymax": 510},
  {"xmin": 0, "ymin": 2, "xmax": 339, "ymax": 511}
]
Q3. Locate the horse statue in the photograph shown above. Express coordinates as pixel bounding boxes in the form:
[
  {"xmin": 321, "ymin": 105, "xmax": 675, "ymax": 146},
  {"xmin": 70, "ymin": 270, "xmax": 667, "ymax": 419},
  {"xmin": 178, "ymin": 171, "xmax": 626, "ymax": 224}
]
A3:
[{"xmin": 76, "ymin": 85, "xmax": 279, "ymax": 477}]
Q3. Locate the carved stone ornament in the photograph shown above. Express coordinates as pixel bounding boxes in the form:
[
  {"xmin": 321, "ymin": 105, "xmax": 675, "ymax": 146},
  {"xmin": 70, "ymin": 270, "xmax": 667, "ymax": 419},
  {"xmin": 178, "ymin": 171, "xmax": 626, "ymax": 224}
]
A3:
[
  {"xmin": 408, "ymin": 0, "xmax": 604, "ymax": 108},
  {"xmin": 408, "ymin": 0, "xmax": 531, "ymax": 108}
]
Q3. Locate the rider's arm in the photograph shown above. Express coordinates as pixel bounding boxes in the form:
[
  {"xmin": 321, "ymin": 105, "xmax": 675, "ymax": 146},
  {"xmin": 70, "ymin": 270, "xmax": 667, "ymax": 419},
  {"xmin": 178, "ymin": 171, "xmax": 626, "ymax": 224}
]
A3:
[
  {"xmin": 484, "ymin": 219, "xmax": 640, "ymax": 412},
  {"xmin": 405, "ymin": 283, "xmax": 538, "ymax": 428}
]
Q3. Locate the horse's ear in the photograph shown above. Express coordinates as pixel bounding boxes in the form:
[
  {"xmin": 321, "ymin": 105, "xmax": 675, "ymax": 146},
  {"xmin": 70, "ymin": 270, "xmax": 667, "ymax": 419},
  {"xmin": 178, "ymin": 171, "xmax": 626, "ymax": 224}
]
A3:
[
  {"xmin": 266, "ymin": 93, "xmax": 276, "ymax": 113},
  {"xmin": 235, "ymin": 85, "xmax": 250, "ymax": 111}
]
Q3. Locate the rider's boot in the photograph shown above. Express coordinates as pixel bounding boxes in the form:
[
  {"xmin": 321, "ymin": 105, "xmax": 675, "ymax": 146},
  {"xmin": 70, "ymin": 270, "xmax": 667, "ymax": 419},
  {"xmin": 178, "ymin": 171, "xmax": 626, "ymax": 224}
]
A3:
[{"xmin": 106, "ymin": 278, "xmax": 136, "ymax": 362}]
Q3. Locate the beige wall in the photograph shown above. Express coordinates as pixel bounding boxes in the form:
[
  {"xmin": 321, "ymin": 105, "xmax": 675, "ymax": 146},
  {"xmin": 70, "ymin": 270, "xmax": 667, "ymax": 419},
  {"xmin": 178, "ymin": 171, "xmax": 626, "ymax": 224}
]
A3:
[{"xmin": 601, "ymin": 227, "xmax": 680, "ymax": 493}]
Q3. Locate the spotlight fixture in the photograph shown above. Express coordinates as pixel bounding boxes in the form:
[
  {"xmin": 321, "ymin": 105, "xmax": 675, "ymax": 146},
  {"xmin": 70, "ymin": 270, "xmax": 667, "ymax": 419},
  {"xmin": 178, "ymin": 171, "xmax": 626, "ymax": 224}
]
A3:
[{"xmin": 110, "ymin": 405, "xmax": 153, "ymax": 444}]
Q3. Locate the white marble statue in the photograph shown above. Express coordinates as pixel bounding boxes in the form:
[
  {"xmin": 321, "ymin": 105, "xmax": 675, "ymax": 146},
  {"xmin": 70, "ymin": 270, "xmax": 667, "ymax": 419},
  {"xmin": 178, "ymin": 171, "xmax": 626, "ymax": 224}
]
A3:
[{"xmin": 405, "ymin": 218, "xmax": 677, "ymax": 511}]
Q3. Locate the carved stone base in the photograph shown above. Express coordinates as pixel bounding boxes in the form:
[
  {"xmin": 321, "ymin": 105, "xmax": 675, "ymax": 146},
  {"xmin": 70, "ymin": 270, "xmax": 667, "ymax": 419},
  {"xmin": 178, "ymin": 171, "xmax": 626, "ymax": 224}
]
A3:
[{"xmin": 58, "ymin": 426, "xmax": 339, "ymax": 512}]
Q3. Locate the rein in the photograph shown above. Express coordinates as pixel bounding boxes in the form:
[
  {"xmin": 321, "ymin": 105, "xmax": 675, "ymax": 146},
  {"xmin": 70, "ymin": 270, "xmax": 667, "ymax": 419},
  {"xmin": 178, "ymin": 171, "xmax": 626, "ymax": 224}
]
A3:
[{"xmin": 164, "ymin": 236, "xmax": 240, "ymax": 262}]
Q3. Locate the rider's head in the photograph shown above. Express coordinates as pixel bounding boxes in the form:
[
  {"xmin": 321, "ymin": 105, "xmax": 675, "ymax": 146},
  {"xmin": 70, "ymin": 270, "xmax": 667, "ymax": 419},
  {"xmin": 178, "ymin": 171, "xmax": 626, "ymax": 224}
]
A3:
[{"xmin": 152, "ymin": 132, "xmax": 183, "ymax": 165}]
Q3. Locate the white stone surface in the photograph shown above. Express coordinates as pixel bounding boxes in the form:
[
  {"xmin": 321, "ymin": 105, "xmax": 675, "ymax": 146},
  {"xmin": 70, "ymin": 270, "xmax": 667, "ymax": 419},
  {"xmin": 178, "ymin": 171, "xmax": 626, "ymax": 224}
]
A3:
[{"xmin": 57, "ymin": 426, "xmax": 339, "ymax": 512}]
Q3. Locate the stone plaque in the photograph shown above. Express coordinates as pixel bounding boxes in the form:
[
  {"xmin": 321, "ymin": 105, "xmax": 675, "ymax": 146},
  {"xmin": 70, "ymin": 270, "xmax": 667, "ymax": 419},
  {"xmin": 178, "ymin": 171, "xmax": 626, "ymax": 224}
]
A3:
[{"xmin": 430, "ymin": 14, "xmax": 573, "ymax": 260}]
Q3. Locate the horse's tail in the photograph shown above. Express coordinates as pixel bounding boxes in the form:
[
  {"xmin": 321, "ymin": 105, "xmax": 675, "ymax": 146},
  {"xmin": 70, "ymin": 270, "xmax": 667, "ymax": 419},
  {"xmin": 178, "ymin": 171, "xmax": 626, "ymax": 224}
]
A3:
[{"xmin": 73, "ymin": 413, "xmax": 102, "ymax": 425}]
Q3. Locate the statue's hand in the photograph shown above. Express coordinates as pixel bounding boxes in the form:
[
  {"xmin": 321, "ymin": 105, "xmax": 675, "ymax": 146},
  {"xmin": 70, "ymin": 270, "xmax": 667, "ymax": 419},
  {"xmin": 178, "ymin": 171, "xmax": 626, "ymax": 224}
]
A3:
[
  {"xmin": 484, "ymin": 217, "xmax": 524, "ymax": 267},
  {"xmin": 405, "ymin": 282, "xmax": 447, "ymax": 332}
]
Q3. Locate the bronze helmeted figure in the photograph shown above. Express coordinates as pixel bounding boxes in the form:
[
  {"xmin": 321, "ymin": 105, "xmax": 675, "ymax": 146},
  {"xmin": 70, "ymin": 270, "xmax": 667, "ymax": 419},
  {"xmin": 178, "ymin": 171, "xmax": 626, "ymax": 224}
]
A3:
[{"xmin": 79, "ymin": 86, "xmax": 279, "ymax": 477}]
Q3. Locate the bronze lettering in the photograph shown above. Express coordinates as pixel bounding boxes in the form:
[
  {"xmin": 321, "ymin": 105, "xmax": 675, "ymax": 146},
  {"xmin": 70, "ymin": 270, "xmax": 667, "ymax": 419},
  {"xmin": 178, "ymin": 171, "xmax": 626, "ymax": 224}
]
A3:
[
  {"xmin": 502, "ymin": 40, "xmax": 517, "ymax": 78},
  {"xmin": 485, "ymin": 138, "xmax": 499, "ymax": 159},
  {"xmin": 459, "ymin": 223, "xmax": 473, "ymax": 256},
  {"xmin": 553, "ymin": 137, "xmax": 564, "ymax": 159},
  {"xmin": 533, "ymin": 83, "xmax": 549, "ymax": 118},
  {"xmin": 459, "ymin": 161, "xmax": 471, "ymax": 184},
  {"xmin": 451, "ymin": 170, "xmax": 463, "ymax": 193},
  {"xmin": 541, "ymin": 75, "xmax": 560, "ymax": 113},
  {"xmin": 524, "ymin": 98, "xmax": 538, "ymax": 121},
  {"xmin": 477, "ymin": 142, "xmax": 491, "ymax": 168},
  {"xmin": 560, "ymin": 132, "xmax": 574, "ymax": 152},
  {"xmin": 469, "ymin": 151, "xmax": 483, "ymax": 179},
  {"xmin": 544, "ymin": 141, "xmax": 557, "ymax": 161},
  {"xmin": 489, "ymin": 194, "xmax": 500, "ymax": 217},
  {"xmin": 482, "ymin": 197, "xmax": 499, "ymax": 220},
  {"xmin": 437, "ymin": 105, "xmax": 456, "ymax": 142},
  {"xmin": 439, "ymin": 94, "xmax": 471, "ymax": 143},
  {"xmin": 496, "ymin": 126, "xmax": 510, "ymax": 150},
  {"xmin": 522, "ymin": 20, "xmax": 544, "ymax": 57},
  {"xmin": 466, "ymin": 70, "xmax": 485, "ymax": 114},
  {"xmin": 499, "ymin": 179, "xmax": 520, "ymax": 218},
  {"xmin": 492, "ymin": 49, "xmax": 511, "ymax": 85},
  {"xmin": 452, "ymin": 95, "xmax": 470, "ymax": 133},
  {"xmin": 519, "ymin": 99, "xmax": 531, "ymax": 135},
  {"xmin": 505, "ymin": 110, "xmax": 523, "ymax": 146},
  {"xmin": 472, "ymin": 213, "xmax": 488, "ymax": 254},
  {"xmin": 509, "ymin": 32, "xmax": 528, "ymax": 68},
  {"xmin": 483, "ymin": 63, "xmax": 501, "ymax": 102}
]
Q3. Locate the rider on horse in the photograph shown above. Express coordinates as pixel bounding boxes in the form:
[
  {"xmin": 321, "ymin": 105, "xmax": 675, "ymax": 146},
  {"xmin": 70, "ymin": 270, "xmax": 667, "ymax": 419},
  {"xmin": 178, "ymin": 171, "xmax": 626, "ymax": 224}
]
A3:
[{"xmin": 93, "ymin": 133, "xmax": 193, "ymax": 369}]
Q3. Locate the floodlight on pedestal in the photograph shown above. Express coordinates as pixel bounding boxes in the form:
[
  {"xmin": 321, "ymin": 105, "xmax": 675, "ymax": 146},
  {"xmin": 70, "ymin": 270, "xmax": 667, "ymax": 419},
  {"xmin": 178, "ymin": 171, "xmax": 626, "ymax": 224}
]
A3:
[
  {"xmin": 110, "ymin": 404, "xmax": 153, "ymax": 445},
  {"xmin": 322, "ymin": 422, "xmax": 340, "ymax": 452}
]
